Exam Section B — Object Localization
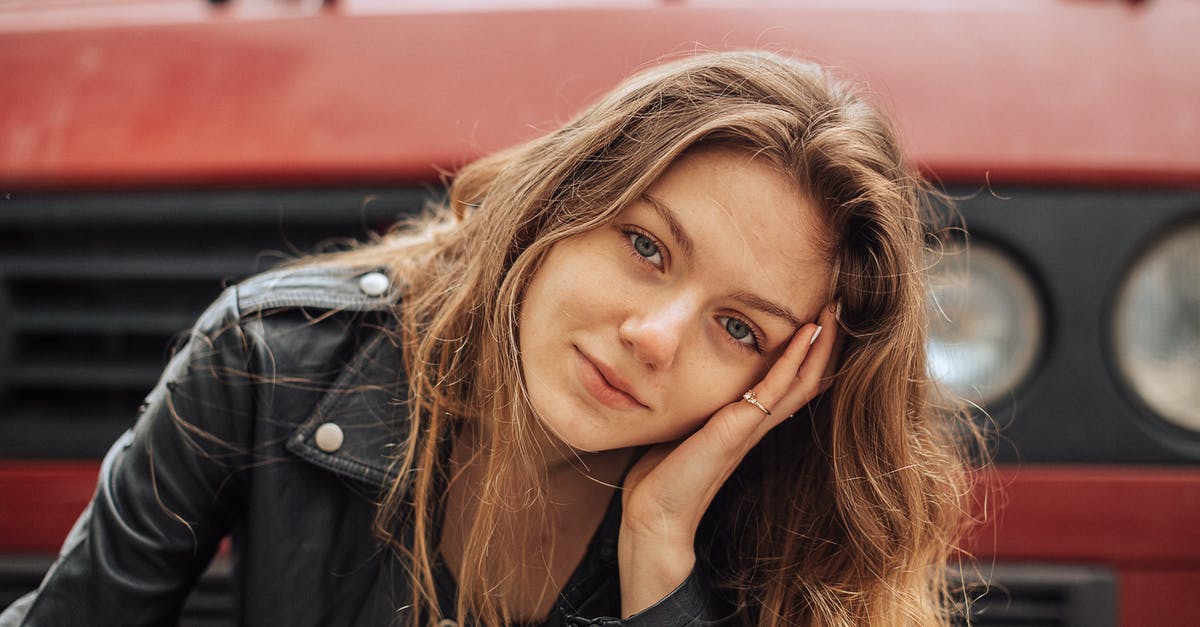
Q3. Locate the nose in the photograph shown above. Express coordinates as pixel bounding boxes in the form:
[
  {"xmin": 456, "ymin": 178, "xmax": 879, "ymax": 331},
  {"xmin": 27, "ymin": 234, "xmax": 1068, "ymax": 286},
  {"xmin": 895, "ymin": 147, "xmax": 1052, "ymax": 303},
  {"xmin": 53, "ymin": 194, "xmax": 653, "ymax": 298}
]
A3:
[{"xmin": 618, "ymin": 293, "xmax": 697, "ymax": 370}]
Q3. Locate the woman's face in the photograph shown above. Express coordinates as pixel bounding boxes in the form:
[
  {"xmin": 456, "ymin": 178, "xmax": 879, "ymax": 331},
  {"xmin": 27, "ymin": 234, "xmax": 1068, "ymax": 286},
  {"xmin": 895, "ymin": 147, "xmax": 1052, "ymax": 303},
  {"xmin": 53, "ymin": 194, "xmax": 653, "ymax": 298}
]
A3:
[{"xmin": 518, "ymin": 147, "xmax": 833, "ymax": 453}]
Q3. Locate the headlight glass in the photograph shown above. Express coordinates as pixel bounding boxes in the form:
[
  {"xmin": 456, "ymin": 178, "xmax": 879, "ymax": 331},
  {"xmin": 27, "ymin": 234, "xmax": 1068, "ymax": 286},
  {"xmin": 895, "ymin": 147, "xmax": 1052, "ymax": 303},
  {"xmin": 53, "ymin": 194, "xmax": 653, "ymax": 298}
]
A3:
[
  {"xmin": 1111, "ymin": 222, "xmax": 1200, "ymax": 432},
  {"xmin": 926, "ymin": 241, "xmax": 1045, "ymax": 406}
]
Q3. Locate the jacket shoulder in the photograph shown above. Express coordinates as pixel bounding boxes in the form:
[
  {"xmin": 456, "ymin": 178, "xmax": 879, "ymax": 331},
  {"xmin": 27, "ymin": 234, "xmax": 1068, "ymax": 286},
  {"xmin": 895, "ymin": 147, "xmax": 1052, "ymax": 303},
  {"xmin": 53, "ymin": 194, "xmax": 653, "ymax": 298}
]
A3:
[
  {"xmin": 233, "ymin": 265, "xmax": 400, "ymax": 315},
  {"xmin": 180, "ymin": 264, "xmax": 400, "ymax": 363},
  {"xmin": 225, "ymin": 266, "xmax": 409, "ymax": 490}
]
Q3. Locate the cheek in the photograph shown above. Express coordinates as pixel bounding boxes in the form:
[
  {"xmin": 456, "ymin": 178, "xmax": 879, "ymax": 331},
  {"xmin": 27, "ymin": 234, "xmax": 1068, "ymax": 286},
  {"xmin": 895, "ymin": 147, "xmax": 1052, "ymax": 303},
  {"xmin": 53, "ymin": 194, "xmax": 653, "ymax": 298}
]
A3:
[
  {"xmin": 536, "ymin": 237, "xmax": 602, "ymax": 288},
  {"xmin": 519, "ymin": 247, "xmax": 578, "ymax": 324},
  {"xmin": 517, "ymin": 239, "xmax": 608, "ymax": 356},
  {"xmin": 661, "ymin": 358, "xmax": 763, "ymax": 437}
]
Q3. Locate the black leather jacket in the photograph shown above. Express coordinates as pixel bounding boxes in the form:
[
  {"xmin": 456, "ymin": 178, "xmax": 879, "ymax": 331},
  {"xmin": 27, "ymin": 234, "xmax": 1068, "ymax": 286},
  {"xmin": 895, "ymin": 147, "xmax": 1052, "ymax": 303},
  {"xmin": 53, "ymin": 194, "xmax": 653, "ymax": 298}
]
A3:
[{"xmin": 1, "ymin": 266, "xmax": 716, "ymax": 627}]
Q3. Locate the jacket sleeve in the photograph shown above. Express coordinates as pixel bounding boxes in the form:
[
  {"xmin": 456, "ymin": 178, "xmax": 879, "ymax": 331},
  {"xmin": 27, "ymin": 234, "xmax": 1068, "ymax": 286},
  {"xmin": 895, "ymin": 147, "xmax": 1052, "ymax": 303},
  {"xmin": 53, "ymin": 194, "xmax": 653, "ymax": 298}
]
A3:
[
  {"xmin": 563, "ymin": 568, "xmax": 727, "ymax": 627},
  {"xmin": 619, "ymin": 570, "xmax": 723, "ymax": 627},
  {"xmin": 0, "ymin": 287, "xmax": 255, "ymax": 626}
]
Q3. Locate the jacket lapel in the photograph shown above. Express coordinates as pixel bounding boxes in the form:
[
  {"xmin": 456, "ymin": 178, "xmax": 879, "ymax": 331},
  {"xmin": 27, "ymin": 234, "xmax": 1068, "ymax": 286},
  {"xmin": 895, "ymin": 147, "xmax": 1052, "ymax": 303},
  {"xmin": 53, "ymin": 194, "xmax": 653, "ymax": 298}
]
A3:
[{"xmin": 286, "ymin": 329, "xmax": 411, "ymax": 493}]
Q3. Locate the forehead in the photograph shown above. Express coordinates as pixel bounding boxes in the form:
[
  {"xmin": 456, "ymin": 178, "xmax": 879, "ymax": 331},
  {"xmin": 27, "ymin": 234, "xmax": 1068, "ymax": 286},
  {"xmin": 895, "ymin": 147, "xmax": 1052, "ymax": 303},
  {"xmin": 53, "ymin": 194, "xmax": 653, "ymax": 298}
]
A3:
[{"xmin": 640, "ymin": 147, "xmax": 831, "ymax": 321}]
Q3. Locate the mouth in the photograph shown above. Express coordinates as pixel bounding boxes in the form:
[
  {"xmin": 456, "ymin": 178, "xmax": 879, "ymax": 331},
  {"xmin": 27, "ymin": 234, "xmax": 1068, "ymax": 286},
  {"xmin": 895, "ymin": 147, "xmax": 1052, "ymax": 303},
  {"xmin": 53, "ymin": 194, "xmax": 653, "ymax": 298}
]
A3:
[{"xmin": 574, "ymin": 347, "xmax": 648, "ymax": 411}]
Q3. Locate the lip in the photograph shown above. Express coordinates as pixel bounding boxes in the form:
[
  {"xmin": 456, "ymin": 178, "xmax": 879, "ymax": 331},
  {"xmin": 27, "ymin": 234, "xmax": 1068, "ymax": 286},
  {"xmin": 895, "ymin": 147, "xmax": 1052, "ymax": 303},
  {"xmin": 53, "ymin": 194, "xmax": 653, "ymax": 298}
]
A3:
[{"xmin": 574, "ymin": 347, "xmax": 648, "ymax": 411}]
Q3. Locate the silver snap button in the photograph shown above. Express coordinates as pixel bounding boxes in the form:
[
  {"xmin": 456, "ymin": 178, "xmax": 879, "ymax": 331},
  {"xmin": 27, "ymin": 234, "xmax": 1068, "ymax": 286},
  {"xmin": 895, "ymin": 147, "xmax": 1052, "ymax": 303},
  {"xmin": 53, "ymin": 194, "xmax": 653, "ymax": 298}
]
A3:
[
  {"xmin": 437, "ymin": 620, "xmax": 458, "ymax": 627},
  {"xmin": 314, "ymin": 422, "xmax": 344, "ymax": 453},
  {"xmin": 358, "ymin": 271, "xmax": 390, "ymax": 297}
]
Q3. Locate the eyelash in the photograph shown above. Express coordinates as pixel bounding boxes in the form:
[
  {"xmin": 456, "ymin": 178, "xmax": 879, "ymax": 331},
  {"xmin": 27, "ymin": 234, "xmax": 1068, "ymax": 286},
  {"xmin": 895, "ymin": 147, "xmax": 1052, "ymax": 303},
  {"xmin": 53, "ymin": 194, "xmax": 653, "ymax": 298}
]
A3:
[
  {"xmin": 718, "ymin": 315, "xmax": 765, "ymax": 354},
  {"xmin": 621, "ymin": 226, "xmax": 667, "ymax": 270},
  {"xmin": 619, "ymin": 226, "xmax": 765, "ymax": 354}
]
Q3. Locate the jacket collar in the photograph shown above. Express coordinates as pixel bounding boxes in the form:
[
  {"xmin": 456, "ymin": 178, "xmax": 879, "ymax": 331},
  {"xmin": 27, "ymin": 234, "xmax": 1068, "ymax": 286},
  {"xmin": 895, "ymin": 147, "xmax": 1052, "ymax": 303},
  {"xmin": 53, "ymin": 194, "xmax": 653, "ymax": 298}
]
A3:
[{"xmin": 286, "ymin": 328, "xmax": 411, "ymax": 493}]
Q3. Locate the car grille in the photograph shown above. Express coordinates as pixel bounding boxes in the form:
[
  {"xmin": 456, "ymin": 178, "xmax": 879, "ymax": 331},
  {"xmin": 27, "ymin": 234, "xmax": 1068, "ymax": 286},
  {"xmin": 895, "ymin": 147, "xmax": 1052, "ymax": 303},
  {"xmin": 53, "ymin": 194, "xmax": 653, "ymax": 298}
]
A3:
[{"xmin": 0, "ymin": 188, "xmax": 431, "ymax": 458}]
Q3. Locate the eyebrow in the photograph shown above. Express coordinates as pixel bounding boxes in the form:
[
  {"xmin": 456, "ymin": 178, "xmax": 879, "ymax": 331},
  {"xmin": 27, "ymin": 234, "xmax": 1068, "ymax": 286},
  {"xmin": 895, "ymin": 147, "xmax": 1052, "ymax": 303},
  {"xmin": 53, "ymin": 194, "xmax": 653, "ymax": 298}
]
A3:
[
  {"xmin": 641, "ymin": 193, "xmax": 695, "ymax": 260},
  {"xmin": 729, "ymin": 291, "xmax": 807, "ymax": 330},
  {"xmin": 640, "ymin": 193, "xmax": 807, "ymax": 330}
]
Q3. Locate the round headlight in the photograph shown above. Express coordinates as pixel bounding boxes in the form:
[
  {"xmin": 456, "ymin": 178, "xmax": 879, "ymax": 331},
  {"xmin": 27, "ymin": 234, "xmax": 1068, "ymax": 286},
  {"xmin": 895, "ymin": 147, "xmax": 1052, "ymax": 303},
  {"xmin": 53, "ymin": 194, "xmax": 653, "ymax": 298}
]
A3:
[
  {"xmin": 926, "ymin": 241, "xmax": 1045, "ymax": 406},
  {"xmin": 1111, "ymin": 222, "xmax": 1200, "ymax": 432}
]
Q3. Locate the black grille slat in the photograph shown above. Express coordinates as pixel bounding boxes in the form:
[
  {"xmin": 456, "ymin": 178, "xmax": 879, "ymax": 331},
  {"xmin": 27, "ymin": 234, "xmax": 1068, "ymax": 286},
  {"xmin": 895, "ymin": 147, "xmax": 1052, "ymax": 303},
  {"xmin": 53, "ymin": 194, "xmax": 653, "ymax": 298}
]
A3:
[
  {"xmin": 0, "ymin": 188, "xmax": 429, "ymax": 459},
  {"xmin": 967, "ymin": 599, "xmax": 1067, "ymax": 625},
  {"xmin": 10, "ymin": 277, "xmax": 224, "ymax": 313},
  {"xmin": 0, "ymin": 255, "xmax": 255, "ymax": 279},
  {"xmin": 11, "ymin": 363, "xmax": 164, "ymax": 388},
  {"xmin": 12, "ymin": 309, "xmax": 198, "ymax": 334},
  {"xmin": 965, "ymin": 585, "xmax": 1068, "ymax": 624},
  {"xmin": 952, "ymin": 563, "xmax": 1116, "ymax": 627}
]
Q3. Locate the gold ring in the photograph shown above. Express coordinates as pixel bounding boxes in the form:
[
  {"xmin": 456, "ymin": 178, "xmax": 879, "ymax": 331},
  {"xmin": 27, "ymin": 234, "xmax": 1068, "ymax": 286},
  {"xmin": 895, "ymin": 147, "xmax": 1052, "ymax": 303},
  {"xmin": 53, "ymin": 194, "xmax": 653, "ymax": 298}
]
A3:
[{"xmin": 741, "ymin": 389, "xmax": 771, "ymax": 415}]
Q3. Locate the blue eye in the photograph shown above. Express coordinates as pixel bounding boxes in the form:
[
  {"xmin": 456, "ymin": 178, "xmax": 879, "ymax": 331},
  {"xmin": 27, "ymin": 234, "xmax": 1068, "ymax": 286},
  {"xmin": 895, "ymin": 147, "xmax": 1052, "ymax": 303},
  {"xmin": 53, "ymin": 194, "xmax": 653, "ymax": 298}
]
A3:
[
  {"xmin": 724, "ymin": 317, "xmax": 751, "ymax": 340},
  {"xmin": 627, "ymin": 231, "xmax": 664, "ymax": 267},
  {"xmin": 719, "ymin": 316, "xmax": 761, "ymax": 351}
]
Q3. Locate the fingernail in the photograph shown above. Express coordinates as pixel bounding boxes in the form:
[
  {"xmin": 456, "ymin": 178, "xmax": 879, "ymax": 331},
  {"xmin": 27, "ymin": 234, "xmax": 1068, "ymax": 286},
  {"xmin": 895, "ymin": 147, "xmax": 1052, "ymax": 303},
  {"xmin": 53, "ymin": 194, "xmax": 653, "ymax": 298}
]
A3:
[{"xmin": 809, "ymin": 325, "xmax": 823, "ymax": 346}]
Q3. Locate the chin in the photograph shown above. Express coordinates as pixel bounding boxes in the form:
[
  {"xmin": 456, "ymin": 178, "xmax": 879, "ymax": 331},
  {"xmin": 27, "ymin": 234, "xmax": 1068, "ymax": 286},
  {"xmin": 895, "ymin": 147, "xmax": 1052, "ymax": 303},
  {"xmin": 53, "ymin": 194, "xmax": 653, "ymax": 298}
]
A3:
[
  {"xmin": 526, "ymin": 399, "xmax": 604, "ymax": 454},
  {"xmin": 546, "ymin": 425, "xmax": 617, "ymax": 455},
  {"xmin": 552, "ymin": 420, "xmax": 643, "ymax": 455}
]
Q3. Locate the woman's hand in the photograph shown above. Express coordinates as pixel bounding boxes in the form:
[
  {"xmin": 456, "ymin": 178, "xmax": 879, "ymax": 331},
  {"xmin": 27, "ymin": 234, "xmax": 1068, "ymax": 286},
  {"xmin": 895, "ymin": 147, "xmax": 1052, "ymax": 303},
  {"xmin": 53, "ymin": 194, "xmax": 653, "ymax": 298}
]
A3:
[{"xmin": 617, "ymin": 303, "xmax": 841, "ymax": 617}]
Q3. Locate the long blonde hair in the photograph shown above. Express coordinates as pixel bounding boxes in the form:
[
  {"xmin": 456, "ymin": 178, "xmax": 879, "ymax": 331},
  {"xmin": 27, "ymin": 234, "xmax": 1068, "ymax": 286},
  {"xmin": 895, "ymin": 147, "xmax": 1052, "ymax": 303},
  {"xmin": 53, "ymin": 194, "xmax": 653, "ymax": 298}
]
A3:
[{"xmin": 333, "ymin": 50, "xmax": 979, "ymax": 626}]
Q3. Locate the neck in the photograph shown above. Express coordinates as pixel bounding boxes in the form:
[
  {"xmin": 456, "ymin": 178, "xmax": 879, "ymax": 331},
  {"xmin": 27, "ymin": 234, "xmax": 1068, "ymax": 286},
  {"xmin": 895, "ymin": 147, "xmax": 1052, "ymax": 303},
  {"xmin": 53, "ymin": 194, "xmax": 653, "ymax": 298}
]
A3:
[
  {"xmin": 457, "ymin": 416, "xmax": 635, "ymax": 494},
  {"xmin": 539, "ymin": 426, "xmax": 637, "ymax": 488},
  {"xmin": 440, "ymin": 419, "xmax": 635, "ymax": 623}
]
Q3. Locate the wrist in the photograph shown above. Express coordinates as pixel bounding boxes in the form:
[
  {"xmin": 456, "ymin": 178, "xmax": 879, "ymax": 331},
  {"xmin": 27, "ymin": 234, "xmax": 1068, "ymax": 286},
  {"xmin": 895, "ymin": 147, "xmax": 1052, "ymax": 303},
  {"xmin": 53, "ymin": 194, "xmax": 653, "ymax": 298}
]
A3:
[{"xmin": 618, "ymin": 527, "xmax": 696, "ymax": 618}]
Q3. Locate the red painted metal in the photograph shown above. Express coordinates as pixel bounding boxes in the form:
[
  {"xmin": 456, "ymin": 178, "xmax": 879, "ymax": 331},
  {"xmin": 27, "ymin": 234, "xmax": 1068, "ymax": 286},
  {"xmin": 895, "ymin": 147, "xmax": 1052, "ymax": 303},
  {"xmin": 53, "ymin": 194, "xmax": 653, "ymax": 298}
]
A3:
[
  {"xmin": 3, "ymin": 464, "xmax": 1199, "ymax": 623},
  {"xmin": 0, "ymin": 461, "xmax": 100, "ymax": 554},
  {"xmin": 2, "ymin": 2, "xmax": 1199, "ymax": 190},
  {"xmin": 965, "ymin": 466, "xmax": 1200, "ymax": 566},
  {"xmin": 965, "ymin": 466, "xmax": 1200, "ymax": 626},
  {"xmin": 1120, "ymin": 568, "xmax": 1200, "ymax": 626},
  {"xmin": 5, "ymin": 462, "xmax": 1196, "ymax": 559}
]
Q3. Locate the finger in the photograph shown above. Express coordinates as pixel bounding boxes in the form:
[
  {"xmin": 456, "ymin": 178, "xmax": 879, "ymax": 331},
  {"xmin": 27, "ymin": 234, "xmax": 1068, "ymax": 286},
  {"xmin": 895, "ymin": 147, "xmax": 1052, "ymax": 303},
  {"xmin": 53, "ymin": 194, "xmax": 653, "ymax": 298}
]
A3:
[
  {"xmin": 624, "ymin": 314, "xmax": 830, "ymax": 499},
  {"xmin": 778, "ymin": 304, "xmax": 841, "ymax": 411},
  {"xmin": 629, "ymin": 325, "xmax": 819, "ymax": 513},
  {"xmin": 746, "ymin": 322, "xmax": 824, "ymax": 411},
  {"xmin": 821, "ymin": 314, "xmax": 845, "ymax": 391},
  {"xmin": 623, "ymin": 321, "xmax": 825, "ymax": 526},
  {"xmin": 625, "ymin": 421, "xmax": 753, "ymax": 523},
  {"xmin": 659, "ymin": 324, "xmax": 818, "ymax": 468},
  {"xmin": 717, "ymin": 322, "xmax": 824, "ymax": 446}
]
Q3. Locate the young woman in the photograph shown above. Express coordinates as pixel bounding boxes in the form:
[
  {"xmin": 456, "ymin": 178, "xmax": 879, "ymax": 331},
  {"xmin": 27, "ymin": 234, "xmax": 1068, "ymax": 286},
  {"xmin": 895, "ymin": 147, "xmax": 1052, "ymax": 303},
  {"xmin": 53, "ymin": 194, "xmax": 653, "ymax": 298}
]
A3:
[{"xmin": 2, "ymin": 51, "xmax": 976, "ymax": 626}]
